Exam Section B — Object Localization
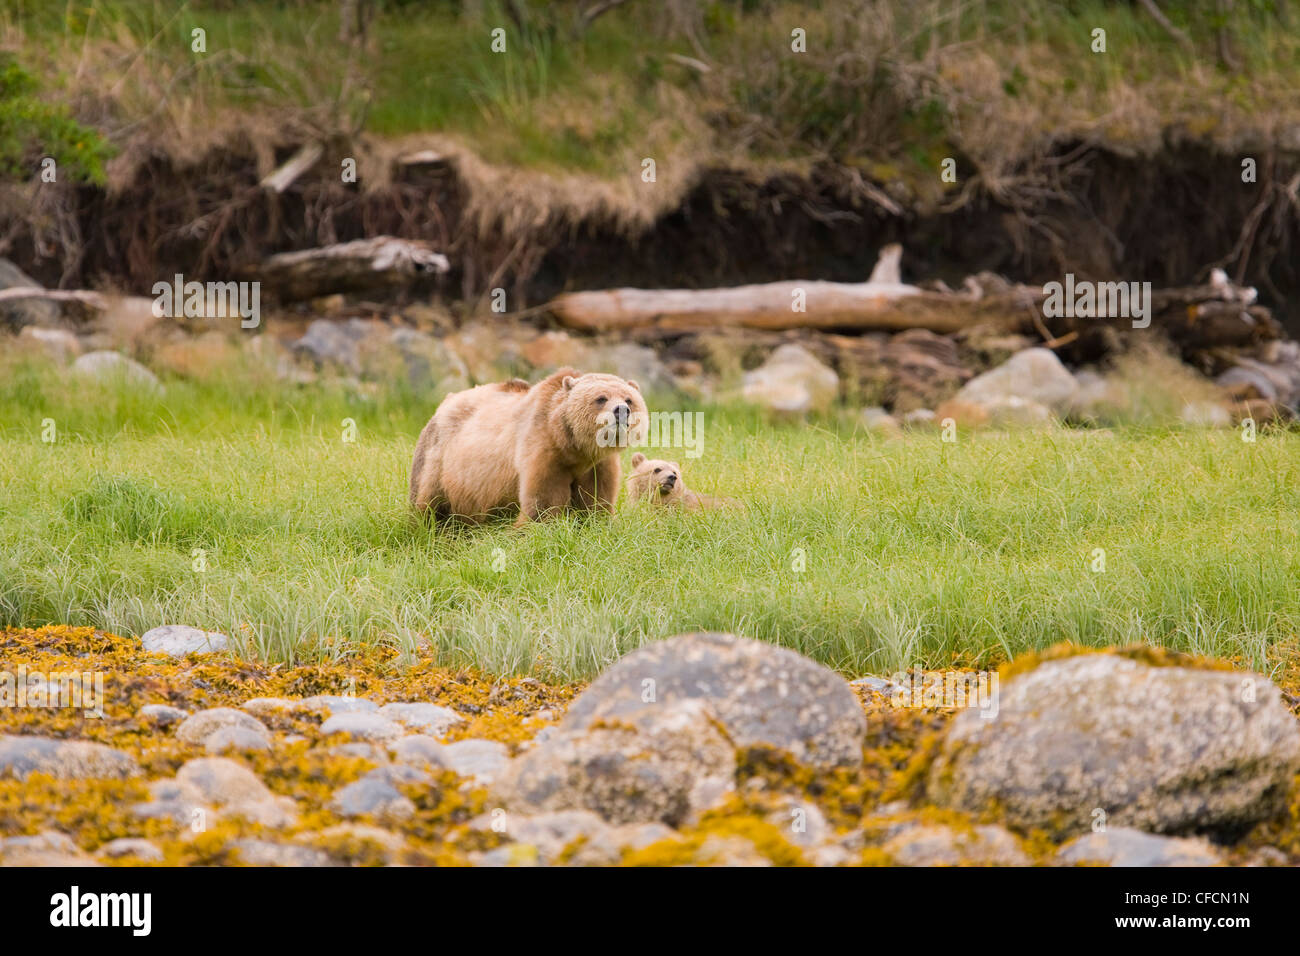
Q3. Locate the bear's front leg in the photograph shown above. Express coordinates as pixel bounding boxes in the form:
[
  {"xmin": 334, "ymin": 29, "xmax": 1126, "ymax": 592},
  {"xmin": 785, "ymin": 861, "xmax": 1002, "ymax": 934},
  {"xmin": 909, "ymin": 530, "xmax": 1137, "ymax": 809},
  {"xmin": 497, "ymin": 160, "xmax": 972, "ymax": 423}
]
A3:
[
  {"xmin": 572, "ymin": 455, "xmax": 621, "ymax": 514},
  {"xmin": 515, "ymin": 464, "xmax": 573, "ymax": 527}
]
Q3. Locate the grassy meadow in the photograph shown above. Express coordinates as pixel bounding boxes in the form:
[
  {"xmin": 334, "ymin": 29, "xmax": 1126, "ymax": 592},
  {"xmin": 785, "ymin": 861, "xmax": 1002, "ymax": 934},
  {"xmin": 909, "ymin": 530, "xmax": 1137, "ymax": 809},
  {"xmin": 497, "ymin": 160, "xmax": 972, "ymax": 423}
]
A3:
[
  {"xmin": 4, "ymin": 1, "xmax": 1299, "ymax": 183},
  {"xmin": 2, "ymin": 351, "xmax": 1298, "ymax": 681}
]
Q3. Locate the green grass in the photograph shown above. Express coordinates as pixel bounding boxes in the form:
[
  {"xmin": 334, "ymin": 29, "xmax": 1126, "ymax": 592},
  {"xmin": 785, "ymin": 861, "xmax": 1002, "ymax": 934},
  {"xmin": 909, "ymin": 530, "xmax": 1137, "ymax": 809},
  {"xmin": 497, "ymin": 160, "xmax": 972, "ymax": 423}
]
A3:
[
  {"xmin": 4, "ymin": 1, "xmax": 1298, "ymax": 178},
  {"xmin": 2, "ymin": 352, "xmax": 1298, "ymax": 680}
]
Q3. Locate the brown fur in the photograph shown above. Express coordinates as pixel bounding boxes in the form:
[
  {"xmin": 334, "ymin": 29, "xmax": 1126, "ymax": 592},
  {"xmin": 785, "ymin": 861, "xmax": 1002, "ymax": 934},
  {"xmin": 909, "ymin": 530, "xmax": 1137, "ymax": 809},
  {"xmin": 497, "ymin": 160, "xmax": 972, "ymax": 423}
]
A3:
[
  {"xmin": 625, "ymin": 453, "xmax": 740, "ymax": 512},
  {"xmin": 410, "ymin": 369, "xmax": 647, "ymax": 526}
]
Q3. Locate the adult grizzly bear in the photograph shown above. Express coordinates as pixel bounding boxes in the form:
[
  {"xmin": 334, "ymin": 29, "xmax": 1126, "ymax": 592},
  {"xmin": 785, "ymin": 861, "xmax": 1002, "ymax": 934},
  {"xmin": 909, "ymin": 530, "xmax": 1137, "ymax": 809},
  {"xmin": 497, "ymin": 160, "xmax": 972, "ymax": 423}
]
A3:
[{"xmin": 409, "ymin": 369, "xmax": 647, "ymax": 526}]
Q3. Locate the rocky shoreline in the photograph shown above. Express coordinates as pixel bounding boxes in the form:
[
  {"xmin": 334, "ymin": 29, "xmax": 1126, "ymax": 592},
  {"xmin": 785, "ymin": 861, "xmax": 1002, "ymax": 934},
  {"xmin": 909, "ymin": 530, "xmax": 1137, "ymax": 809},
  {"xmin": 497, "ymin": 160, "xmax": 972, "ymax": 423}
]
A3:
[{"xmin": 3, "ymin": 626, "xmax": 1298, "ymax": 867}]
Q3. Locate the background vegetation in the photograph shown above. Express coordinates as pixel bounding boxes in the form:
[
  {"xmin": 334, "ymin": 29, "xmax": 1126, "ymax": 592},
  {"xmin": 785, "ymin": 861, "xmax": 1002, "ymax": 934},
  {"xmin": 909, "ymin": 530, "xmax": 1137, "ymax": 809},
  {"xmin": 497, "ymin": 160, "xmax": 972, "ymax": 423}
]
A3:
[
  {"xmin": 2, "ymin": 0, "xmax": 1297, "ymax": 182},
  {"xmin": 2, "ymin": 351, "xmax": 1296, "ymax": 680}
]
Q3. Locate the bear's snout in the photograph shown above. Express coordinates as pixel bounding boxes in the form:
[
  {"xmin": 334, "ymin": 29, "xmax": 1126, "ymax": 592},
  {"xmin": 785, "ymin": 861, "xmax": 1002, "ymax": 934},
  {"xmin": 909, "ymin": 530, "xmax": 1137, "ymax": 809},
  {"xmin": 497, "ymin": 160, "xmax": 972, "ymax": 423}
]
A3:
[{"xmin": 612, "ymin": 402, "xmax": 630, "ymax": 426}]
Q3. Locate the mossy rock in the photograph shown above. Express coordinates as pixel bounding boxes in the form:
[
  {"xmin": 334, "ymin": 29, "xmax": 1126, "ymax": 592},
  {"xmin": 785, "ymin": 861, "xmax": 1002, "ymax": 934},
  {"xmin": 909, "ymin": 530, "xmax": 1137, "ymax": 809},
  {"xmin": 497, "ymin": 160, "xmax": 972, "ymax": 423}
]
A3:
[{"xmin": 929, "ymin": 653, "xmax": 1300, "ymax": 839}]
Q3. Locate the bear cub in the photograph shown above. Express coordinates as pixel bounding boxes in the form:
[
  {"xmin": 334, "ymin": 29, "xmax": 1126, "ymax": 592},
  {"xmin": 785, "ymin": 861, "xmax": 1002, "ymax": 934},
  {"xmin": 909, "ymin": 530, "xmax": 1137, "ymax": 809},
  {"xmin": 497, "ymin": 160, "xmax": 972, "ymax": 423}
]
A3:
[{"xmin": 625, "ymin": 453, "xmax": 739, "ymax": 511}]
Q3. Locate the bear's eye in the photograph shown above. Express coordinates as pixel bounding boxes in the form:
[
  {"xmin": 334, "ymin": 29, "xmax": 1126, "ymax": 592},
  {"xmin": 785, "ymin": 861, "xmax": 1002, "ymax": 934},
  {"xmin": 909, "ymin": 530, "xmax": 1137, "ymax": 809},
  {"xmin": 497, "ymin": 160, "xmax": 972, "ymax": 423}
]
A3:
[
  {"xmin": 595, "ymin": 396, "xmax": 607, "ymax": 404},
  {"xmin": 653, "ymin": 467, "xmax": 661, "ymax": 474}
]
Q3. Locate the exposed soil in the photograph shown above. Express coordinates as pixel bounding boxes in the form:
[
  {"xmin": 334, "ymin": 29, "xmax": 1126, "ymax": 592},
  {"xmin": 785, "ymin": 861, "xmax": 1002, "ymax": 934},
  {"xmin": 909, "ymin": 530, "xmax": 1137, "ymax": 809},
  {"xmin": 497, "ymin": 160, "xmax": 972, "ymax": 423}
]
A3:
[{"xmin": 9, "ymin": 138, "xmax": 1300, "ymax": 334}]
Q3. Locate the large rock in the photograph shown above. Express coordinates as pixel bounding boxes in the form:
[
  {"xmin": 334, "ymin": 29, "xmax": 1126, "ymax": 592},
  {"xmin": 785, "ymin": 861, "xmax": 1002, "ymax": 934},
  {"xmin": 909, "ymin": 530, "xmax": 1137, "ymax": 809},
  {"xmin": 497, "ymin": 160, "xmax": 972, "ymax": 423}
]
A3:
[
  {"xmin": 0, "ymin": 735, "xmax": 138, "ymax": 781},
  {"xmin": 492, "ymin": 699, "xmax": 735, "ymax": 826},
  {"xmin": 470, "ymin": 809, "xmax": 674, "ymax": 866},
  {"xmin": 1056, "ymin": 828, "xmax": 1222, "ymax": 867},
  {"xmin": 72, "ymin": 351, "xmax": 162, "ymax": 391},
  {"xmin": 587, "ymin": 342, "xmax": 679, "ymax": 395},
  {"xmin": 132, "ymin": 757, "xmax": 297, "ymax": 829},
  {"xmin": 292, "ymin": 318, "xmax": 375, "ymax": 374},
  {"xmin": 320, "ymin": 712, "xmax": 403, "ymax": 742},
  {"xmin": 18, "ymin": 326, "xmax": 82, "ymax": 362},
  {"xmin": 562, "ymin": 632, "xmax": 866, "ymax": 768},
  {"xmin": 379, "ymin": 702, "xmax": 463, "ymax": 737},
  {"xmin": 432, "ymin": 739, "xmax": 510, "ymax": 783},
  {"xmin": 331, "ymin": 774, "xmax": 416, "ymax": 822},
  {"xmin": 0, "ymin": 258, "xmax": 59, "ymax": 330},
  {"xmin": 929, "ymin": 653, "xmax": 1300, "ymax": 837},
  {"xmin": 175, "ymin": 708, "xmax": 269, "ymax": 747},
  {"xmin": 384, "ymin": 327, "xmax": 470, "ymax": 393},
  {"xmin": 493, "ymin": 633, "xmax": 866, "ymax": 826},
  {"xmin": 954, "ymin": 347, "xmax": 1077, "ymax": 413},
  {"xmin": 884, "ymin": 823, "xmax": 1030, "ymax": 866},
  {"xmin": 0, "ymin": 831, "xmax": 98, "ymax": 867},
  {"xmin": 741, "ymin": 344, "xmax": 840, "ymax": 415},
  {"xmin": 1216, "ymin": 357, "xmax": 1300, "ymax": 407},
  {"xmin": 231, "ymin": 839, "xmax": 335, "ymax": 867},
  {"xmin": 140, "ymin": 624, "xmax": 228, "ymax": 657}
]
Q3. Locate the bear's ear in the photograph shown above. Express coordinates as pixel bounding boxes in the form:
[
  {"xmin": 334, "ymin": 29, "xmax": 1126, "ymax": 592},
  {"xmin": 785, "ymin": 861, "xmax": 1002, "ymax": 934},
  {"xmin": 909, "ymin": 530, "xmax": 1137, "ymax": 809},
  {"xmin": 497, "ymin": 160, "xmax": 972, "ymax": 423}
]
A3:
[
  {"xmin": 627, "ymin": 379, "xmax": 641, "ymax": 392},
  {"xmin": 631, "ymin": 452, "xmax": 646, "ymax": 467},
  {"xmin": 562, "ymin": 375, "xmax": 577, "ymax": 390}
]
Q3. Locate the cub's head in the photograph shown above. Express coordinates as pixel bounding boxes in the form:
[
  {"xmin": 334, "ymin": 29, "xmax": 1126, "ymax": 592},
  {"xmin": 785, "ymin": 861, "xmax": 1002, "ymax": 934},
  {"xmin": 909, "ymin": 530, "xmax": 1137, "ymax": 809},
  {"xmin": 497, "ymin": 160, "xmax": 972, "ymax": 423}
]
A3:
[
  {"xmin": 558, "ymin": 372, "xmax": 648, "ymax": 454},
  {"xmin": 627, "ymin": 453, "xmax": 685, "ymax": 503}
]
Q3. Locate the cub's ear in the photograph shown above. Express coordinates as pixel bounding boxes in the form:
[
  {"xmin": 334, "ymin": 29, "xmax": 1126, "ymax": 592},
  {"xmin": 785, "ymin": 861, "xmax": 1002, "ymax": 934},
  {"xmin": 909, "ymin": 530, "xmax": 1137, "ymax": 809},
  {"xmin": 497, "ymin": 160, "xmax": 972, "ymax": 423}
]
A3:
[
  {"xmin": 626, "ymin": 379, "xmax": 641, "ymax": 392},
  {"xmin": 562, "ymin": 375, "xmax": 577, "ymax": 390},
  {"xmin": 631, "ymin": 452, "xmax": 646, "ymax": 467}
]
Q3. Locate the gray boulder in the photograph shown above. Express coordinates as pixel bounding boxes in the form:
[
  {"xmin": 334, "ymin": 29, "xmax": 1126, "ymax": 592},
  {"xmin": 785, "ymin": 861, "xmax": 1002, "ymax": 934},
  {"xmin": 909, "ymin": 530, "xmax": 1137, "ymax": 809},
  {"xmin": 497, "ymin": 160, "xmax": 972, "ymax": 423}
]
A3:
[
  {"xmin": 72, "ymin": 351, "xmax": 161, "ymax": 390},
  {"xmin": 494, "ymin": 699, "xmax": 735, "ymax": 826},
  {"xmin": 320, "ymin": 712, "xmax": 403, "ymax": 742},
  {"xmin": 0, "ymin": 831, "xmax": 97, "ymax": 867},
  {"xmin": 1057, "ymin": 828, "xmax": 1222, "ymax": 867},
  {"xmin": 18, "ymin": 326, "xmax": 81, "ymax": 362},
  {"xmin": 0, "ymin": 258, "xmax": 59, "ymax": 330},
  {"xmin": 563, "ymin": 631, "xmax": 866, "ymax": 768},
  {"xmin": 331, "ymin": 776, "xmax": 415, "ymax": 822},
  {"xmin": 929, "ymin": 654, "xmax": 1300, "ymax": 837},
  {"xmin": 292, "ymin": 318, "xmax": 375, "ymax": 374},
  {"xmin": 379, "ymin": 702, "xmax": 463, "ymax": 737},
  {"xmin": 140, "ymin": 624, "xmax": 228, "ymax": 657},
  {"xmin": 741, "ymin": 344, "xmax": 840, "ymax": 415},
  {"xmin": 297, "ymin": 694, "xmax": 378, "ymax": 715},
  {"xmin": 0, "ymin": 735, "xmax": 138, "ymax": 781},
  {"xmin": 204, "ymin": 725, "xmax": 273, "ymax": 754},
  {"xmin": 231, "ymin": 839, "xmax": 335, "ymax": 867},
  {"xmin": 175, "ymin": 708, "xmax": 268, "ymax": 747},
  {"xmin": 884, "ymin": 823, "xmax": 1030, "ymax": 866},
  {"xmin": 137, "ymin": 703, "xmax": 190, "ymax": 727},
  {"xmin": 954, "ymin": 347, "xmax": 1078, "ymax": 413}
]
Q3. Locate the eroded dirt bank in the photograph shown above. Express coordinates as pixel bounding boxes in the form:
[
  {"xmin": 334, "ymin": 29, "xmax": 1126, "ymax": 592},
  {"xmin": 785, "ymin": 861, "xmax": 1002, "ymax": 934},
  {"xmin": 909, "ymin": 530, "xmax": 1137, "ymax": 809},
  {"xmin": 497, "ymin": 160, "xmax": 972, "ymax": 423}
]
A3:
[{"xmin": 8, "ymin": 138, "xmax": 1300, "ymax": 333}]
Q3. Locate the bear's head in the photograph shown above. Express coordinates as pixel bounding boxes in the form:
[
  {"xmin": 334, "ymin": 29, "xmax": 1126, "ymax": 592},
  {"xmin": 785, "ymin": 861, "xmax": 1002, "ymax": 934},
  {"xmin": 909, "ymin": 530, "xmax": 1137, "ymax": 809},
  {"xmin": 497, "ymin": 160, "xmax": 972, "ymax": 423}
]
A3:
[
  {"xmin": 627, "ymin": 452, "xmax": 685, "ymax": 503},
  {"xmin": 557, "ymin": 372, "xmax": 648, "ymax": 456}
]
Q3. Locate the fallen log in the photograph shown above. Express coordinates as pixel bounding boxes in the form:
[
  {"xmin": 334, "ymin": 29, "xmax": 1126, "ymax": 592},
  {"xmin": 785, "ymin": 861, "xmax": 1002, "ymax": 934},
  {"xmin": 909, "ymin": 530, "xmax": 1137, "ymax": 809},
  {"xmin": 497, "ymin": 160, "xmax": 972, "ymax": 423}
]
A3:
[
  {"xmin": 552, "ymin": 280, "xmax": 1045, "ymax": 335},
  {"xmin": 551, "ymin": 247, "xmax": 1281, "ymax": 356},
  {"xmin": 250, "ymin": 237, "xmax": 450, "ymax": 303}
]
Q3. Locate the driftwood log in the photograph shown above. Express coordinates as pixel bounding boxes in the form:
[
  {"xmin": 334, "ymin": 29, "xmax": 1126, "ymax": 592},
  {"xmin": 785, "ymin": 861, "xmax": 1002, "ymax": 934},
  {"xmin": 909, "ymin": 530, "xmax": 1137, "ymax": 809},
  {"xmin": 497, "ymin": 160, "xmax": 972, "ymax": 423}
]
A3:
[
  {"xmin": 251, "ymin": 237, "xmax": 450, "ymax": 303},
  {"xmin": 551, "ymin": 250, "xmax": 1281, "ymax": 354},
  {"xmin": 551, "ymin": 281, "xmax": 1045, "ymax": 335}
]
